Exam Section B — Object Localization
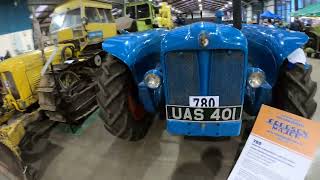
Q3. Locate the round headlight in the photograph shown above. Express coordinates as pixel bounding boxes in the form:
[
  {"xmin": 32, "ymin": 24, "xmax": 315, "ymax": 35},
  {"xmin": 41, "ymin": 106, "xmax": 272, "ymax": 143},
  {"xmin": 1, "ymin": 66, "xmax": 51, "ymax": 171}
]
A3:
[
  {"xmin": 248, "ymin": 71, "xmax": 265, "ymax": 88},
  {"xmin": 144, "ymin": 73, "xmax": 161, "ymax": 89}
]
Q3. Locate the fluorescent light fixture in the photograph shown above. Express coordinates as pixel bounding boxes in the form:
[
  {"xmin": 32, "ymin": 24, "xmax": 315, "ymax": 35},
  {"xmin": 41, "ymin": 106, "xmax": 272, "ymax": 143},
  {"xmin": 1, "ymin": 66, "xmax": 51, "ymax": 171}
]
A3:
[
  {"xmin": 199, "ymin": 4, "xmax": 202, "ymax": 7},
  {"xmin": 30, "ymin": 5, "xmax": 48, "ymax": 19},
  {"xmin": 228, "ymin": 1, "xmax": 232, "ymax": 5},
  {"xmin": 198, "ymin": 0, "xmax": 201, "ymax": 2},
  {"xmin": 36, "ymin": 5, "xmax": 48, "ymax": 12}
]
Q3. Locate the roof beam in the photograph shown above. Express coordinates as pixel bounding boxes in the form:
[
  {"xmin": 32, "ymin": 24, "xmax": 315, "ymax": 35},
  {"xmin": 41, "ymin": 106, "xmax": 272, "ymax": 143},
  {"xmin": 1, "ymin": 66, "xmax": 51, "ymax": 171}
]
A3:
[
  {"xmin": 177, "ymin": 2, "xmax": 221, "ymax": 9},
  {"xmin": 170, "ymin": 0, "xmax": 226, "ymax": 10},
  {"xmin": 169, "ymin": 0, "xmax": 225, "ymax": 5},
  {"xmin": 170, "ymin": 1, "xmax": 196, "ymax": 8},
  {"xmin": 203, "ymin": 0, "xmax": 227, "ymax": 6},
  {"xmin": 177, "ymin": 3, "xmax": 198, "ymax": 9},
  {"xmin": 28, "ymin": 0, "xmax": 63, "ymax": 5},
  {"xmin": 96, "ymin": 0, "xmax": 124, "ymax": 5}
]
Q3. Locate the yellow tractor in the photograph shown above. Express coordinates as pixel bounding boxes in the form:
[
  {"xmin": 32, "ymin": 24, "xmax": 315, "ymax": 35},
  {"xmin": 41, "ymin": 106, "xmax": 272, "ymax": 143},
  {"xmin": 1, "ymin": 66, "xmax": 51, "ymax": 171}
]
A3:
[
  {"xmin": 0, "ymin": 0, "xmax": 116, "ymax": 124},
  {"xmin": 0, "ymin": 0, "xmax": 117, "ymax": 178}
]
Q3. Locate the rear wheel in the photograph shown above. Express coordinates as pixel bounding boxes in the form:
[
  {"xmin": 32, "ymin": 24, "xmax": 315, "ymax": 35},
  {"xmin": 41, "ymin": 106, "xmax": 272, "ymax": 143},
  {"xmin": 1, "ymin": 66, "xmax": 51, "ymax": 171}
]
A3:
[
  {"xmin": 273, "ymin": 61, "xmax": 317, "ymax": 118},
  {"xmin": 96, "ymin": 56, "xmax": 152, "ymax": 141},
  {"xmin": 38, "ymin": 66, "xmax": 99, "ymax": 123}
]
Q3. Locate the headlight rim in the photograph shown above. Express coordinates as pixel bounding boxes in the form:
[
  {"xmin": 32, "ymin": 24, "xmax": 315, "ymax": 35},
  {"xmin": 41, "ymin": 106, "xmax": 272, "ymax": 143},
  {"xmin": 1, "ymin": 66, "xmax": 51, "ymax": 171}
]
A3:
[
  {"xmin": 248, "ymin": 70, "xmax": 266, "ymax": 88},
  {"xmin": 144, "ymin": 71, "xmax": 162, "ymax": 89}
]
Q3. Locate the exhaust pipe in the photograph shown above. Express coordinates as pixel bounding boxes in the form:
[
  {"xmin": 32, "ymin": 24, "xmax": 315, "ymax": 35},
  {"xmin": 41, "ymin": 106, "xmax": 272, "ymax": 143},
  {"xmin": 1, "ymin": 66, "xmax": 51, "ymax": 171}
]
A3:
[{"xmin": 233, "ymin": 0, "xmax": 242, "ymax": 30}]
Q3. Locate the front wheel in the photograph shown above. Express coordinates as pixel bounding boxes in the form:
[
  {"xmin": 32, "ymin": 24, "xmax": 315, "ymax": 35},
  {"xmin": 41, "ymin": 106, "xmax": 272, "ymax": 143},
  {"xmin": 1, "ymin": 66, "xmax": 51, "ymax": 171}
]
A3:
[
  {"xmin": 96, "ymin": 56, "xmax": 152, "ymax": 141},
  {"xmin": 273, "ymin": 61, "xmax": 317, "ymax": 118}
]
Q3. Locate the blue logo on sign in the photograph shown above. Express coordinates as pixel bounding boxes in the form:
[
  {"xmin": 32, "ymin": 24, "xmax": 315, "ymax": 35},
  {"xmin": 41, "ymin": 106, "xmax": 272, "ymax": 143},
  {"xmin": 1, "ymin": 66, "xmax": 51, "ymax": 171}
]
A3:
[
  {"xmin": 266, "ymin": 118, "xmax": 308, "ymax": 140},
  {"xmin": 88, "ymin": 31, "xmax": 103, "ymax": 39}
]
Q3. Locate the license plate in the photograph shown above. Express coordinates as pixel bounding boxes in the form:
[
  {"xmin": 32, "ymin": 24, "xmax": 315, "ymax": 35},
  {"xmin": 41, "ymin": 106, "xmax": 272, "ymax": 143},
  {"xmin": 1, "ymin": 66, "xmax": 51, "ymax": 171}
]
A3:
[
  {"xmin": 189, "ymin": 96, "xmax": 219, "ymax": 107},
  {"xmin": 166, "ymin": 105, "xmax": 242, "ymax": 121}
]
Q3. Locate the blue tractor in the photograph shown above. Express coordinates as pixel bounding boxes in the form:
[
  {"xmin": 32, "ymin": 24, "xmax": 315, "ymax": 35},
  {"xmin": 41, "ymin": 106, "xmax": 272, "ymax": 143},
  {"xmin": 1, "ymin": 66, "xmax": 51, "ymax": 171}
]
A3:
[{"xmin": 96, "ymin": 3, "xmax": 317, "ymax": 141}]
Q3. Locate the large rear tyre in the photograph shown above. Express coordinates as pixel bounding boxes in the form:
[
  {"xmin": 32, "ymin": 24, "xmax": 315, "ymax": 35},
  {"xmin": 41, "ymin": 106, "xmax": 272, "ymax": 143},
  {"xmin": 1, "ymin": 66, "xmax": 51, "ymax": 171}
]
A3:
[
  {"xmin": 273, "ymin": 61, "xmax": 317, "ymax": 118},
  {"xmin": 96, "ymin": 56, "xmax": 151, "ymax": 141}
]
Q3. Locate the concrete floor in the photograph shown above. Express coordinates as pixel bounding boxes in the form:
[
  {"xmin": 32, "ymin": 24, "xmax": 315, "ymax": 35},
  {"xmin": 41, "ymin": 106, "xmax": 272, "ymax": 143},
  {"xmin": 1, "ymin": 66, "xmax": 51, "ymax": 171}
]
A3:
[{"xmin": 39, "ymin": 58, "xmax": 320, "ymax": 180}]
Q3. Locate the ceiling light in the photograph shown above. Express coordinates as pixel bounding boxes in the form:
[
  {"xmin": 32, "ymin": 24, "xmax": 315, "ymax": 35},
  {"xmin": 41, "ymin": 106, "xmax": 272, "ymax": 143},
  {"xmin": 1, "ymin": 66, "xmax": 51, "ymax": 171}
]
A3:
[
  {"xmin": 200, "ymin": 6, "xmax": 203, "ymax": 11},
  {"xmin": 36, "ymin": 5, "xmax": 48, "ymax": 12},
  {"xmin": 199, "ymin": 4, "xmax": 202, "ymax": 7},
  {"xmin": 228, "ymin": 1, "xmax": 232, "ymax": 5},
  {"xmin": 198, "ymin": 0, "xmax": 201, "ymax": 2},
  {"xmin": 225, "ymin": 4, "xmax": 228, "ymax": 7},
  {"xmin": 30, "ymin": 5, "xmax": 48, "ymax": 18}
]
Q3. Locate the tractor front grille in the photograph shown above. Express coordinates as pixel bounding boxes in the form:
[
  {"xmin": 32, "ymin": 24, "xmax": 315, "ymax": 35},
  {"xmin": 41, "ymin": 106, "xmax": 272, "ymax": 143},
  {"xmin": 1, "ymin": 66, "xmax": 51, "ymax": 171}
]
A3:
[{"xmin": 164, "ymin": 50, "xmax": 245, "ymax": 106}]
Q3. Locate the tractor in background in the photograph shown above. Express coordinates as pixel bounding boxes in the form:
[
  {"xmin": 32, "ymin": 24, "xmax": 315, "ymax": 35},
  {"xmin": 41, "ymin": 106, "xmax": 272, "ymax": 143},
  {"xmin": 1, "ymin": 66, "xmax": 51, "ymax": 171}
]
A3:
[
  {"xmin": 0, "ymin": 0, "xmax": 117, "ymax": 124},
  {"xmin": 0, "ymin": 0, "xmax": 117, "ymax": 178},
  {"xmin": 305, "ymin": 25, "xmax": 320, "ymax": 58},
  {"xmin": 125, "ymin": 1, "xmax": 173, "ymax": 32},
  {"xmin": 96, "ymin": 2, "xmax": 317, "ymax": 141}
]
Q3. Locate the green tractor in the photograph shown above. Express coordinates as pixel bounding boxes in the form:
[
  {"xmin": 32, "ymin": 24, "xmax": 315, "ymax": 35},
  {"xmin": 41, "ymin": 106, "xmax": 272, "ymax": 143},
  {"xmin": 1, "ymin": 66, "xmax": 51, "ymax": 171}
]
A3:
[
  {"xmin": 125, "ymin": 1, "xmax": 173, "ymax": 32},
  {"xmin": 305, "ymin": 25, "xmax": 320, "ymax": 58}
]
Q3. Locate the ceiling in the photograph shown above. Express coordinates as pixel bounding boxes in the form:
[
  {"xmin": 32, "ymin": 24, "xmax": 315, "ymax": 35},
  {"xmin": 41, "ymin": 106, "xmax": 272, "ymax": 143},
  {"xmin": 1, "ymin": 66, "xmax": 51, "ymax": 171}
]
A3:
[
  {"xmin": 166, "ymin": 0, "xmax": 254, "ymax": 13},
  {"xmin": 27, "ymin": 0, "xmax": 64, "ymax": 26},
  {"xmin": 26, "ymin": 0, "xmax": 255, "ymax": 29}
]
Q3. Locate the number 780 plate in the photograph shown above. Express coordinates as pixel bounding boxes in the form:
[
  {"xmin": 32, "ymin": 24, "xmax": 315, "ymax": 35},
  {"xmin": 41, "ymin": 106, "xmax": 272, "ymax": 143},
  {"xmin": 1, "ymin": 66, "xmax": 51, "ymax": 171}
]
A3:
[{"xmin": 166, "ymin": 105, "xmax": 242, "ymax": 121}]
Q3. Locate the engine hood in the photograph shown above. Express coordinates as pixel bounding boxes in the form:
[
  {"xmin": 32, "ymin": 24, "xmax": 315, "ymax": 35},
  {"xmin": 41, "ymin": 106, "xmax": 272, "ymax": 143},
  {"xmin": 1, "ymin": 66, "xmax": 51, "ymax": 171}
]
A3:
[
  {"xmin": 0, "ymin": 44, "xmax": 74, "ymax": 73},
  {"xmin": 0, "ymin": 50, "xmax": 41, "ymax": 72},
  {"xmin": 161, "ymin": 22, "xmax": 247, "ymax": 53}
]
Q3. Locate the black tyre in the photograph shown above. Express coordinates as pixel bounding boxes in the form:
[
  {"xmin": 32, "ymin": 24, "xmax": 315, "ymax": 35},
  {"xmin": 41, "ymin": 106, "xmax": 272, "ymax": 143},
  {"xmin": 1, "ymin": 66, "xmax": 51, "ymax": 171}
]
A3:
[
  {"xmin": 96, "ymin": 56, "xmax": 152, "ymax": 141},
  {"xmin": 273, "ymin": 61, "xmax": 317, "ymax": 118}
]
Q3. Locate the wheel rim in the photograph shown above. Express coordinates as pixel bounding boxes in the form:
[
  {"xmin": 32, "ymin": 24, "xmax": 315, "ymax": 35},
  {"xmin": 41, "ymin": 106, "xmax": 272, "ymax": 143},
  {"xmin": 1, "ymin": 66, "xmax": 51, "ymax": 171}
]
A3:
[
  {"xmin": 94, "ymin": 55, "xmax": 102, "ymax": 66},
  {"xmin": 58, "ymin": 71, "xmax": 80, "ymax": 90},
  {"xmin": 127, "ymin": 94, "xmax": 145, "ymax": 121}
]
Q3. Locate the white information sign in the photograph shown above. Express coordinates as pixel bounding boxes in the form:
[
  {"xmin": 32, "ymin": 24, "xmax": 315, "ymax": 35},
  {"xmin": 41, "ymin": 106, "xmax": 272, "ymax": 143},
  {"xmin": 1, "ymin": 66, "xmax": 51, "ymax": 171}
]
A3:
[{"xmin": 229, "ymin": 105, "xmax": 320, "ymax": 180}]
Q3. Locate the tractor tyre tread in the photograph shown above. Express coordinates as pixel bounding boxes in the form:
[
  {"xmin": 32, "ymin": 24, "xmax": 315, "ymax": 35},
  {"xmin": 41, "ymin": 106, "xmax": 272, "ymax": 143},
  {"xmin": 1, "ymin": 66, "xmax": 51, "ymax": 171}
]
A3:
[
  {"xmin": 274, "ymin": 62, "xmax": 317, "ymax": 118},
  {"xmin": 97, "ymin": 56, "xmax": 151, "ymax": 141}
]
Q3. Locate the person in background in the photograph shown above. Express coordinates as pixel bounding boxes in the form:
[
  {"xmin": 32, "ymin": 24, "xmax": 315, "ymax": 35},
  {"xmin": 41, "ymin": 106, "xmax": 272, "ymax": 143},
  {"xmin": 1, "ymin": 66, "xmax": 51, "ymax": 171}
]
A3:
[
  {"xmin": 306, "ymin": 19, "xmax": 312, "ymax": 27},
  {"xmin": 263, "ymin": 18, "xmax": 274, "ymax": 28},
  {"xmin": 4, "ymin": 51, "xmax": 11, "ymax": 60},
  {"xmin": 290, "ymin": 17, "xmax": 304, "ymax": 31}
]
